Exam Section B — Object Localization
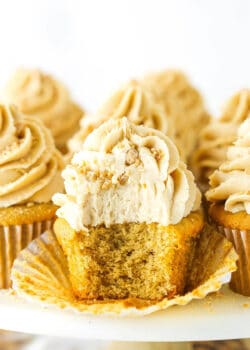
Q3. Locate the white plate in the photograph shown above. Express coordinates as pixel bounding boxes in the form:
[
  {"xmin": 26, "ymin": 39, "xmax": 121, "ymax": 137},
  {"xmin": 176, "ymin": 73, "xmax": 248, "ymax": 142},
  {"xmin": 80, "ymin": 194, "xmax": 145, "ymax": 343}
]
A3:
[{"xmin": 0, "ymin": 285, "xmax": 250, "ymax": 342}]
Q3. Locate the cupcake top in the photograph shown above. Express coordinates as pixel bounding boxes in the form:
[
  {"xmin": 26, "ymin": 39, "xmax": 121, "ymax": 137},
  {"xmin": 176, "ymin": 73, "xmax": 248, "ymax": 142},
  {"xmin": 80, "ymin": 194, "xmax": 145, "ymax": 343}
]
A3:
[
  {"xmin": 0, "ymin": 104, "xmax": 64, "ymax": 207},
  {"xmin": 206, "ymin": 118, "xmax": 250, "ymax": 214},
  {"xmin": 68, "ymin": 80, "xmax": 173, "ymax": 154},
  {"xmin": 220, "ymin": 89, "xmax": 250, "ymax": 123},
  {"xmin": 192, "ymin": 89, "xmax": 250, "ymax": 184},
  {"xmin": 141, "ymin": 69, "xmax": 210, "ymax": 160},
  {"xmin": 54, "ymin": 118, "xmax": 201, "ymax": 231},
  {"xmin": 191, "ymin": 121, "xmax": 237, "ymax": 184},
  {"xmin": 2, "ymin": 68, "xmax": 83, "ymax": 151}
]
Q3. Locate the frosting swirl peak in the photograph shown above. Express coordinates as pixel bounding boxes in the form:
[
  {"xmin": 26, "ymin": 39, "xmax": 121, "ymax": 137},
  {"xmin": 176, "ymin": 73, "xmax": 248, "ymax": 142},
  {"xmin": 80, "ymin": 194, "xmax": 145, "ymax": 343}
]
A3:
[
  {"xmin": 141, "ymin": 70, "xmax": 210, "ymax": 160},
  {"xmin": 206, "ymin": 118, "xmax": 250, "ymax": 213},
  {"xmin": 192, "ymin": 89, "xmax": 250, "ymax": 184},
  {"xmin": 220, "ymin": 89, "xmax": 250, "ymax": 124},
  {"xmin": 2, "ymin": 68, "xmax": 83, "ymax": 150},
  {"xmin": 54, "ymin": 118, "xmax": 201, "ymax": 231},
  {"xmin": 0, "ymin": 104, "xmax": 64, "ymax": 207},
  {"xmin": 68, "ymin": 80, "xmax": 173, "ymax": 154}
]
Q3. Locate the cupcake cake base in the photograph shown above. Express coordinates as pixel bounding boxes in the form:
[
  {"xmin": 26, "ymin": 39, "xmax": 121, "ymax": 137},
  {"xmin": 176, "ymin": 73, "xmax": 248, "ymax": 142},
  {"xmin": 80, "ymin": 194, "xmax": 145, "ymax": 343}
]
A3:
[
  {"xmin": 54, "ymin": 212, "xmax": 203, "ymax": 301},
  {"xmin": 11, "ymin": 223, "xmax": 237, "ymax": 316},
  {"xmin": 209, "ymin": 204, "xmax": 250, "ymax": 296},
  {"xmin": 0, "ymin": 203, "xmax": 58, "ymax": 289}
]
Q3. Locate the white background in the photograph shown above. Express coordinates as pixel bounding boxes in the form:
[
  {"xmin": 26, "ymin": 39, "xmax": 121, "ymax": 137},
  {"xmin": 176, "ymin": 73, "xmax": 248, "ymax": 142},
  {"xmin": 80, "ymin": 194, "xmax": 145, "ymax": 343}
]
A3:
[{"xmin": 0, "ymin": 0, "xmax": 249, "ymax": 115}]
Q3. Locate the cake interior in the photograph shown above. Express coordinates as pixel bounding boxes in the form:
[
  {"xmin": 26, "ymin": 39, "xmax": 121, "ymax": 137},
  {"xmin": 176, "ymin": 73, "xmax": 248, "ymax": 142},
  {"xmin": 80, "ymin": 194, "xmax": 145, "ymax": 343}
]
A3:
[{"xmin": 54, "ymin": 214, "xmax": 203, "ymax": 301}]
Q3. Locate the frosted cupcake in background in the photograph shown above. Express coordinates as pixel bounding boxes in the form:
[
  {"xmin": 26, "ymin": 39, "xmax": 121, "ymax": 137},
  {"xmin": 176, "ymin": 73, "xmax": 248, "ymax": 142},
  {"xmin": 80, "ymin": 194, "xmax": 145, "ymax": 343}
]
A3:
[
  {"xmin": 206, "ymin": 117, "xmax": 250, "ymax": 296},
  {"xmin": 68, "ymin": 80, "xmax": 174, "ymax": 155},
  {"xmin": 141, "ymin": 69, "xmax": 210, "ymax": 162},
  {"xmin": 0, "ymin": 104, "xmax": 64, "ymax": 289},
  {"xmin": 192, "ymin": 89, "xmax": 250, "ymax": 190},
  {"xmin": 2, "ymin": 68, "xmax": 84, "ymax": 153},
  {"xmin": 54, "ymin": 117, "xmax": 203, "ymax": 301}
]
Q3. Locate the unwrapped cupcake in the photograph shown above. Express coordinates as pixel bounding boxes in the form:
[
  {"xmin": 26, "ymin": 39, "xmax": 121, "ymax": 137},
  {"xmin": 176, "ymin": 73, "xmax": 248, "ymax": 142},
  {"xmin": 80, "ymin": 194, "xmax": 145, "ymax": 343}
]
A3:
[
  {"xmin": 192, "ymin": 89, "xmax": 250, "ymax": 189},
  {"xmin": 54, "ymin": 117, "xmax": 203, "ymax": 301},
  {"xmin": 68, "ymin": 80, "xmax": 174, "ymax": 155},
  {"xmin": 141, "ymin": 69, "xmax": 210, "ymax": 161},
  {"xmin": 206, "ymin": 117, "xmax": 250, "ymax": 296},
  {"xmin": 0, "ymin": 104, "xmax": 64, "ymax": 289},
  {"xmin": 2, "ymin": 68, "xmax": 83, "ymax": 153}
]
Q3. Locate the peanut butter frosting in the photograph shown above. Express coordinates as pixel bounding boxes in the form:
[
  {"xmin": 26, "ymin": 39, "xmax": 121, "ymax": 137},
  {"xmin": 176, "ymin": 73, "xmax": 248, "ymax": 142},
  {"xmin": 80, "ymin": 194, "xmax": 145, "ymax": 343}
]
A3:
[
  {"xmin": 220, "ymin": 89, "xmax": 250, "ymax": 123},
  {"xmin": 68, "ymin": 80, "xmax": 173, "ymax": 154},
  {"xmin": 191, "ymin": 121, "xmax": 237, "ymax": 183},
  {"xmin": 2, "ymin": 68, "xmax": 83, "ymax": 150},
  {"xmin": 0, "ymin": 104, "xmax": 64, "ymax": 207},
  {"xmin": 192, "ymin": 89, "xmax": 250, "ymax": 184},
  {"xmin": 54, "ymin": 118, "xmax": 201, "ymax": 231},
  {"xmin": 141, "ymin": 70, "xmax": 210, "ymax": 161},
  {"xmin": 206, "ymin": 118, "xmax": 250, "ymax": 214}
]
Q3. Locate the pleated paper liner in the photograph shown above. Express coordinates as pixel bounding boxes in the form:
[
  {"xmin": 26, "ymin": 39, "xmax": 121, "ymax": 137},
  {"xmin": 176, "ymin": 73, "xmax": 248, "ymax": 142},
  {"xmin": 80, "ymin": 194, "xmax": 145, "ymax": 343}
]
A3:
[
  {"xmin": 11, "ymin": 224, "xmax": 238, "ymax": 316},
  {"xmin": 0, "ymin": 219, "xmax": 54, "ymax": 289},
  {"xmin": 218, "ymin": 226, "xmax": 250, "ymax": 296}
]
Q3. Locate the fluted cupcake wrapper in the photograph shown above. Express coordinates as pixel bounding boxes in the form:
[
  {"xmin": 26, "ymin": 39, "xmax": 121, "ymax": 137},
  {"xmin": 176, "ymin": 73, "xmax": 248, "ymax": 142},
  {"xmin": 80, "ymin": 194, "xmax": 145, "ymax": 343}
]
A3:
[
  {"xmin": 11, "ymin": 224, "xmax": 238, "ymax": 316},
  {"xmin": 217, "ymin": 226, "xmax": 250, "ymax": 296},
  {"xmin": 0, "ymin": 220, "xmax": 54, "ymax": 289}
]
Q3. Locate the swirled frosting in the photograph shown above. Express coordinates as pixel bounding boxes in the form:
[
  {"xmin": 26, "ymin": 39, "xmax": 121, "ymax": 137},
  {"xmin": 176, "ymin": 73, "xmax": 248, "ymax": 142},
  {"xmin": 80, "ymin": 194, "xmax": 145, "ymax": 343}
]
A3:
[
  {"xmin": 220, "ymin": 89, "xmax": 250, "ymax": 123},
  {"xmin": 0, "ymin": 104, "xmax": 64, "ymax": 207},
  {"xmin": 192, "ymin": 90, "xmax": 250, "ymax": 184},
  {"xmin": 191, "ymin": 121, "xmax": 237, "ymax": 184},
  {"xmin": 2, "ymin": 68, "xmax": 83, "ymax": 150},
  {"xmin": 206, "ymin": 118, "xmax": 250, "ymax": 213},
  {"xmin": 68, "ymin": 80, "xmax": 173, "ymax": 154},
  {"xmin": 141, "ymin": 70, "xmax": 210, "ymax": 160},
  {"xmin": 54, "ymin": 118, "xmax": 201, "ymax": 231}
]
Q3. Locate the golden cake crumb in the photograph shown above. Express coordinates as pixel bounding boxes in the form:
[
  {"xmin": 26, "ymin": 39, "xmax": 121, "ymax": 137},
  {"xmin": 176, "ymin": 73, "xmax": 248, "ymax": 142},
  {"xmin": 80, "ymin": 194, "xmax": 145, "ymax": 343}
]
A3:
[{"xmin": 54, "ymin": 211, "xmax": 203, "ymax": 301}]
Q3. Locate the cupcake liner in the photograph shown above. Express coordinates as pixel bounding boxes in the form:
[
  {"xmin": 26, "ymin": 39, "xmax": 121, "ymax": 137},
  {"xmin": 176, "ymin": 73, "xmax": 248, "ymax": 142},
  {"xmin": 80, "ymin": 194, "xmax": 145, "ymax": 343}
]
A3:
[
  {"xmin": 218, "ymin": 226, "xmax": 250, "ymax": 296},
  {"xmin": 11, "ymin": 224, "xmax": 237, "ymax": 316},
  {"xmin": 0, "ymin": 219, "xmax": 54, "ymax": 289}
]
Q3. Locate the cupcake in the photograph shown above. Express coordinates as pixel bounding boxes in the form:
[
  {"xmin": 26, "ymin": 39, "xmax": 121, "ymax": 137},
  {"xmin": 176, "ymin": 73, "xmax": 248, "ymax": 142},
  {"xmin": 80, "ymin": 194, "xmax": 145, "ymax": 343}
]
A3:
[
  {"xmin": 53, "ymin": 117, "xmax": 203, "ymax": 301},
  {"xmin": 68, "ymin": 80, "xmax": 174, "ymax": 154},
  {"xmin": 2, "ymin": 68, "xmax": 83, "ymax": 153},
  {"xmin": 206, "ymin": 118, "xmax": 250, "ymax": 295},
  {"xmin": 0, "ymin": 104, "xmax": 64, "ymax": 289},
  {"xmin": 192, "ymin": 89, "xmax": 250, "ymax": 189},
  {"xmin": 141, "ymin": 69, "xmax": 210, "ymax": 161}
]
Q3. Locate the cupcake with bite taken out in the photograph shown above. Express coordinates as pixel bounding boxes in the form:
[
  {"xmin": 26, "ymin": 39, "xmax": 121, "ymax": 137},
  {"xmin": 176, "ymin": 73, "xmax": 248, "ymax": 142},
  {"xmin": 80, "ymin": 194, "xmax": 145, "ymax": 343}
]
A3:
[
  {"xmin": 53, "ymin": 117, "xmax": 203, "ymax": 301},
  {"xmin": 0, "ymin": 104, "xmax": 64, "ymax": 289},
  {"xmin": 206, "ymin": 117, "xmax": 250, "ymax": 296}
]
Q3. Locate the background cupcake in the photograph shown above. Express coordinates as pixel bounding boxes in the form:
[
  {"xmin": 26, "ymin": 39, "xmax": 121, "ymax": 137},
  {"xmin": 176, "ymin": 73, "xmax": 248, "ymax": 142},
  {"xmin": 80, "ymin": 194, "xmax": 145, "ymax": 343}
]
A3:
[
  {"xmin": 141, "ymin": 69, "xmax": 210, "ymax": 162},
  {"xmin": 206, "ymin": 117, "xmax": 250, "ymax": 295},
  {"xmin": 68, "ymin": 80, "xmax": 174, "ymax": 154},
  {"xmin": 0, "ymin": 104, "xmax": 64, "ymax": 289},
  {"xmin": 192, "ymin": 89, "xmax": 250, "ymax": 189},
  {"xmin": 2, "ymin": 68, "xmax": 84, "ymax": 153}
]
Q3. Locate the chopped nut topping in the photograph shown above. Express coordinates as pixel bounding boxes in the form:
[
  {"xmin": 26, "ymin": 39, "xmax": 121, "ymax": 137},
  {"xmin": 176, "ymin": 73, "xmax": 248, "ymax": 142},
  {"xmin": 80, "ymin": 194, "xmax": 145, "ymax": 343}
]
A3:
[
  {"xmin": 78, "ymin": 164, "xmax": 114, "ymax": 183},
  {"xmin": 151, "ymin": 147, "xmax": 162, "ymax": 161},
  {"xmin": 101, "ymin": 180, "xmax": 112, "ymax": 190},
  {"xmin": 86, "ymin": 171, "xmax": 98, "ymax": 181},
  {"xmin": 118, "ymin": 172, "xmax": 129, "ymax": 185},
  {"xmin": 125, "ymin": 148, "xmax": 139, "ymax": 165},
  {"xmin": 102, "ymin": 170, "xmax": 113, "ymax": 179}
]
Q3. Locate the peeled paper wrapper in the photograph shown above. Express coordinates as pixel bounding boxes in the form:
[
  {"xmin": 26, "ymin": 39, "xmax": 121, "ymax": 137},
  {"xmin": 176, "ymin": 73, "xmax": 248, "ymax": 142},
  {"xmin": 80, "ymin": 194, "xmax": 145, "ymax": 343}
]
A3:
[
  {"xmin": 11, "ymin": 224, "xmax": 238, "ymax": 316},
  {"xmin": 218, "ymin": 226, "xmax": 250, "ymax": 296},
  {"xmin": 0, "ymin": 220, "xmax": 54, "ymax": 289}
]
